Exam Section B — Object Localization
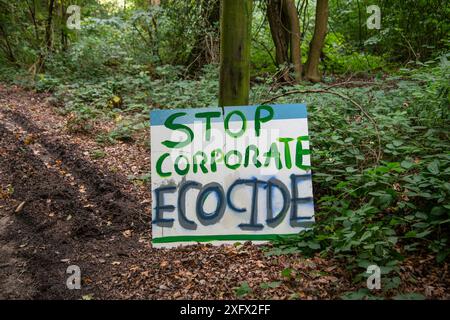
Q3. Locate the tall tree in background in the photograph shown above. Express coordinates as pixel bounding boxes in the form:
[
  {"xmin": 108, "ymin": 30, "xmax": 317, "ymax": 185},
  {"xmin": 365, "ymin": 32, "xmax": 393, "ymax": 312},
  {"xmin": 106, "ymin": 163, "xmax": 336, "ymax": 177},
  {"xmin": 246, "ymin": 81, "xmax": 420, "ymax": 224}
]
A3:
[
  {"xmin": 219, "ymin": 0, "xmax": 252, "ymax": 107},
  {"xmin": 59, "ymin": 0, "xmax": 68, "ymax": 51},
  {"xmin": 267, "ymin": 0, "xmax": 288, "ymax": 67},
  {"xmin": 266, "ymin": 0, "xmax": 302, "ymax": 83},
  {"xmin": 26, "ymin": 0, "xmax": 40, "ymax": 46},
  {"xmin": 283, "ymin": 0, "xmax": 302, "ymax": 82},
  {"xmin": 45, "ymin": 0, "xmax": 55, "ymax": 53},
  {"xmin": 187, "ymin": 0, "xmax": 220, "ymax": 72},
  {"xmin": 305, "ymin": 0, "xmax": 328, "ymax": 82}
]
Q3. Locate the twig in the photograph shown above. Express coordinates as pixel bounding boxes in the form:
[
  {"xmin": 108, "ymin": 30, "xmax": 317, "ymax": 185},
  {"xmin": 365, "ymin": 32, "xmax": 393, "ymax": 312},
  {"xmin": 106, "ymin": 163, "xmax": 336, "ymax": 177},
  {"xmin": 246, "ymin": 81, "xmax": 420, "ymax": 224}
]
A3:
[{"xmin": 262, "ymin": 88, "xmax": 382, "ymax": 163}]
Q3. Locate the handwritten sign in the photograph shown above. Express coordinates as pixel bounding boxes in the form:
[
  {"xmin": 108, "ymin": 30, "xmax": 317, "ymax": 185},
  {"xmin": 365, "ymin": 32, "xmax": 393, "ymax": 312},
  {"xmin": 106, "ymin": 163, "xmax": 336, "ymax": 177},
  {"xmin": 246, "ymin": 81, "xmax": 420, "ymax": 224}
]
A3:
[{"xmin": 150, "ymin": 104, "xmax": 314, "ymax": 247}]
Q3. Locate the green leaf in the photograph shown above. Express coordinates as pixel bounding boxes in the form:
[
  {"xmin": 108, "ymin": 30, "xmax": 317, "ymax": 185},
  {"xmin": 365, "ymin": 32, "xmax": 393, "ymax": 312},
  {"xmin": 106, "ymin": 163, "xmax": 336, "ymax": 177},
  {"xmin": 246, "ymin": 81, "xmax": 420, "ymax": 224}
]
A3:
[
  {"xmin": 341, "ymin": 288, "xmax": 371, "ymax": 300},
  {"xmin": 260, "ymin": 281, "xmax": 282, "ymax": 289},
  {"xmin": 405, "ymin": 231, "xmax": 416, "ymax": 238},
  {"xmin": 393, "ymin": 293, "xmax": 425, "ymax": 300},
  {"xmin": 360, "ymin": 231, "xmax": 372, "ymax": 242},
  {"xmin": 281, "ymin": 268, "xmax": 293, "ymax": 278},
  {"xmin": 436, "ymin": 251, "xmax": 449, "ymax": 263},
  {"xmin": 427, "ymin": 160, "xmax": 439, "ymax": 175},
  {"xmin": 308, "ymin": 242, "xmax": 321, "ymax": 250},
  {"xmin": 400, "ymin": 160, "xmax": 414, "ymax": 169},
  {"xmin": 234, "ymin": 282, "xmax": 252, "ymax": 297},
  {"xmin": 415, "ymin": 230, "xmax": 432, "ymax": 238}
]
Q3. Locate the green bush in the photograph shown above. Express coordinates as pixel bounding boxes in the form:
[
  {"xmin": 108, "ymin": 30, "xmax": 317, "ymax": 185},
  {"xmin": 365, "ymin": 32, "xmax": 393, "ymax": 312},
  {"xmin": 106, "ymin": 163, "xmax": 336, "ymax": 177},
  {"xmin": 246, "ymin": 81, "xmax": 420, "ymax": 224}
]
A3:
[{"xmin": 268, "ymin": 57, "xmax": 449, "ymax": 296}]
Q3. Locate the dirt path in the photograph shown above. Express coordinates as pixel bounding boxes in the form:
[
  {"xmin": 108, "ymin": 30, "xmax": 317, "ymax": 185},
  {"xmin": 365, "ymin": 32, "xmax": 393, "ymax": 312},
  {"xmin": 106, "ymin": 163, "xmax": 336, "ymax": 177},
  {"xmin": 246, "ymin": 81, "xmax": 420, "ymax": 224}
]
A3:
[{"xmin": 0, "ymin": 84, "xmax": 448, "ymax": 299}]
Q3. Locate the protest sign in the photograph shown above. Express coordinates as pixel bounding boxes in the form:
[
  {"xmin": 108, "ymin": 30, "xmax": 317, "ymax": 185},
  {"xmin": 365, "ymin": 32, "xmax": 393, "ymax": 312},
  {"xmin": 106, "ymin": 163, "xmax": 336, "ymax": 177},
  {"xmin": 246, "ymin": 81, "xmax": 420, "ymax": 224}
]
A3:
[{"xmin": 150, "ymin": 104, "xmax": 314, "ymax": 247}]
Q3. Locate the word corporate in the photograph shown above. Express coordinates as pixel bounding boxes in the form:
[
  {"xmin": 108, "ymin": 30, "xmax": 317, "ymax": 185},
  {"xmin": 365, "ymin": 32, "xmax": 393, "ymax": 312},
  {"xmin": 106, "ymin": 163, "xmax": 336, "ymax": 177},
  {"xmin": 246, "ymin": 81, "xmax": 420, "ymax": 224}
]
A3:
[{"xmin": 150, "ymin": 104, "xmax": 314, "ymax": 247}]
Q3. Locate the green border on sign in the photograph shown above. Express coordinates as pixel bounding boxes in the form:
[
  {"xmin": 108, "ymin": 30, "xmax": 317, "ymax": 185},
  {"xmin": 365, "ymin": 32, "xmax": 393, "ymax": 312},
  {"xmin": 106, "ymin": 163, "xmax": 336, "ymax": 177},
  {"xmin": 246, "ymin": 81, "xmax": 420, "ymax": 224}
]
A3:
[{"xmin": 152, "ymin": 233, "xmax": 300, "ymax": 244}]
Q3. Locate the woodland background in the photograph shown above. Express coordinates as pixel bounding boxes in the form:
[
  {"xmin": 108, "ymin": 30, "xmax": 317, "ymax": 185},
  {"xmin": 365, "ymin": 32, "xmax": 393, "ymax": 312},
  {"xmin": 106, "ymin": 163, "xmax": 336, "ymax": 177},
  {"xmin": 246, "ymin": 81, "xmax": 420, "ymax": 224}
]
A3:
[{"xmin": 0, "ymin": 0, "xmax": 449, "ymax": 299}]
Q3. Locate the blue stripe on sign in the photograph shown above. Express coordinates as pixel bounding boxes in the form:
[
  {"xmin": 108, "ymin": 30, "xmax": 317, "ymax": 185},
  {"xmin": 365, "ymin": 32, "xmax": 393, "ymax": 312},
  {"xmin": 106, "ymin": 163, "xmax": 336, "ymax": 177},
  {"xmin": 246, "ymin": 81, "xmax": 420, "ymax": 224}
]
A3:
[{"xmin": 150, "ymin": 104, "xmax": 307, "ymax": 126}]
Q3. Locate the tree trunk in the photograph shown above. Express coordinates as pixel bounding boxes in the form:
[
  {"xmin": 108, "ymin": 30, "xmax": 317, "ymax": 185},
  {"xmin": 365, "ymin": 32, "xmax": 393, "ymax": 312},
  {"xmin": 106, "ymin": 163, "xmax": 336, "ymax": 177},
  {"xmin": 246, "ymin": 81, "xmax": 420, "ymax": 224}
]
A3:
[
  {"xmin": 305, "ymin": 0, "xmax": 328, "ymax": 82},
  {"xmin": 266, "ymin": 0, "xmax": 289, "ymax": 66},
  {"xmin": 267, "ymin": 0, "xmax": 302, "ymax": 83},
  {"xmin": 219, "ymin": 0, "xmax": 252, "ymax": 107},
  {"xmin": 45, "ymin": 0, "xmax": 55, "ymax": 53},
  {"xmin": 26, "ymin": 0, "xmax": 40, "ymax": 45},
  {"xmin": 283, "ymin": 0, "xmax": 302, "ymax": 82},
  {"xmin": 60, "ymin": 1, "xmax": 68, "ymax": 51},
  {"xmin": 187, "ymin": 0, "xmax": 220, "ymax": 72},
  {"xmin": 0, "ymin": 23, "xmax": 16, "ymax": 63}
]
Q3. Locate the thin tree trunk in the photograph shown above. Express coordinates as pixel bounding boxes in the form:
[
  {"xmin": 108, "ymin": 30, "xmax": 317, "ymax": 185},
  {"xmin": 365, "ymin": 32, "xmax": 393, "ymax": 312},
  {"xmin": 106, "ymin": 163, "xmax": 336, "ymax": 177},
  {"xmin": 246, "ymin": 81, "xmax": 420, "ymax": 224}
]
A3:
[
  {"xmin": 219, "ymin": 0, "xmax": 252, "ymax": 107},
  {"xmin": 266, "ymin": 0, "xmax": 289, "ymax": 66},
  {"xmin": 267, "ymin": 0, "xmax": 302, "ymax": 83},
  {"xmin": 60, "ymin": 1, "xmax": 68, "ymax": 51},
  {"xmin": 283, "ymin": 0, "xmax": 302, "ymax": 82},
  {"xmin": 187, "ymin": 0, "xmax": 220, "ymax": 72},
  {"xmin": 37, "ymin": 0, "xmax": 55, "ymax": 72},
  {"xmin": 357, "ymin": 0, "xmax": 362, "ymax": 50},
  {"xmin": 26, "ymin": 0, "xmax": 40, "ymax": 44},
  {"xmin": 45, "ymin": 0, "xmax": 55, "ymax": 53},
  {"xmin": 0, "ymin": 23, "xmax": 16, "ymax": 63},
  {"xmin": 305, "ymin": 0, "xmax": 328, "ymax": 82}
]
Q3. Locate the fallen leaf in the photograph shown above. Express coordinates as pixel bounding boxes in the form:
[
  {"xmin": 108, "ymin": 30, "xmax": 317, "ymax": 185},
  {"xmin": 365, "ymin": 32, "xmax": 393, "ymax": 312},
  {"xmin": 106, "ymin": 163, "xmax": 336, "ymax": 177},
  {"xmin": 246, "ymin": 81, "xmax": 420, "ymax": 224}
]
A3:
[
  {"xmin": 255, "ymin": 260, "xmax": 265, "ymax": 268},
  {"xmin": 160, "ymin": 260, "xmax": 169, "ymax": 268},
  {"xmin": 23, "ymin": 134, "xmax": 35, "ymax": 145},
  {"xmin": 83, "ymin": 277, "xmax": 93, "ymax": 284},
  {"xmin": 122, "ymin": 229, "xmax": 132, "ymax": 238},
  {"xmin": 14, "ymin": 201, "xmax": 26, "ymax": 213}
]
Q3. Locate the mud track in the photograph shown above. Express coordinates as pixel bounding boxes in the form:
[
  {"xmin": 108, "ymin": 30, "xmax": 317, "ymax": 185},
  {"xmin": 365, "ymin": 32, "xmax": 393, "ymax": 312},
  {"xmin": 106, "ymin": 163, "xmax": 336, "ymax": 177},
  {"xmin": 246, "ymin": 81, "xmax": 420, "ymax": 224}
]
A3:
[{"xmin": 0, "ymin": 110, "xmax": 146, "ymax": 298}]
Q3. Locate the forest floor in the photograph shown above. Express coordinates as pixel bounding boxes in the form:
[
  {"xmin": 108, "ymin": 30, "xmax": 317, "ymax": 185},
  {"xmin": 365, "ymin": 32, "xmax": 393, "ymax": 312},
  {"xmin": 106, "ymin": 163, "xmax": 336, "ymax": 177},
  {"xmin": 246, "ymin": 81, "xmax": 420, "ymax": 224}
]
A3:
[{"xmin": 0, "ymin": 84, "xmax": 448, "ymax": 299}]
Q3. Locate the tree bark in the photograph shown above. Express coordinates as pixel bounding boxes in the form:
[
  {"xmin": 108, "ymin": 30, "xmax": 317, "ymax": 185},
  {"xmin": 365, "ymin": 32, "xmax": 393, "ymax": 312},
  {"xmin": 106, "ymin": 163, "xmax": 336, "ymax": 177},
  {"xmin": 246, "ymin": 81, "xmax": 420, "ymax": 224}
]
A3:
[
  {"xmin": 60, "ymin": 0, "xmax": 68, "ymax": 51},
  {"xmin": 26, "ymin": 0, "xmax": 40, "ymax": 45},
  {"xmin": 187, "ymin": 0, "xmax": 220, "ymax": 72},
  {"xmin": 45, "ymin": 0, "xmax": 55, "ymax": 53},
  {"xmin": 305, "ymin": 0, "xmax": 328, "ymax": 82},
  {"xmin": 266, "ymin": 0, "xmax": 289, "ymax": 66},
  {"xmin": 283, "ymin": 0, "xmax": 302, "ymax": 82},
  {"xmin": 0, "ymin": 23, "xmax": 16, "ymax": 63},
  {"xmin": 267, "ymin": 0, "xmax": 302, "ymax": 83},
  {"xmin": 219, "ymin": 0, "xmax": 252, "ymax": 107}
]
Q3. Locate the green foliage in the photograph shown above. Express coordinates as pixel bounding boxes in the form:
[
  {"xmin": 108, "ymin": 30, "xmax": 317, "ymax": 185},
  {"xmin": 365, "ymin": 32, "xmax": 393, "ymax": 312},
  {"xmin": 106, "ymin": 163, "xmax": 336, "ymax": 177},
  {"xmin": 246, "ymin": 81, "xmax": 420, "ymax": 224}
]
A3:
[
  {"xmin": 323, "ymin": 33, "xmax": 388, "ymax": 74},
  {"xmin": 260, "ymin": 281, "xmax": 282, "ymax": 289},
  {"xmin": 329, "ymin": 0, "xmax": 450, "ymax": 63},
  {"xmin": 234, "ymin": 281, "xmax": 253, "ymax": 297},
  {"xmin": 90, "ymin": 149, "xmax": 106, "ymax": 160},
  {"xmin": 392, "ymin": 293, "xmax": 426, "ymax": 300},
  {"xmin": 341, "ymin": 288, "xmax": 382, "ymax": 300},
  {"xmin": 250, "ymin": 6, "xmax": 277, "ymax": 75},
  {"xmin": 38, "ymin": 61, "xmax": 217, "ymax": 145},
  {"xmin": 281, "ymin": 268, "xmax": 294, "ymax": 279},
  {"xmin": 128, "ymin": 173, "xmax": 151, "ymax": 186},
  {"xmin": 266, "ymin": 57, "xmax": 449, "ymax": 297}
]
